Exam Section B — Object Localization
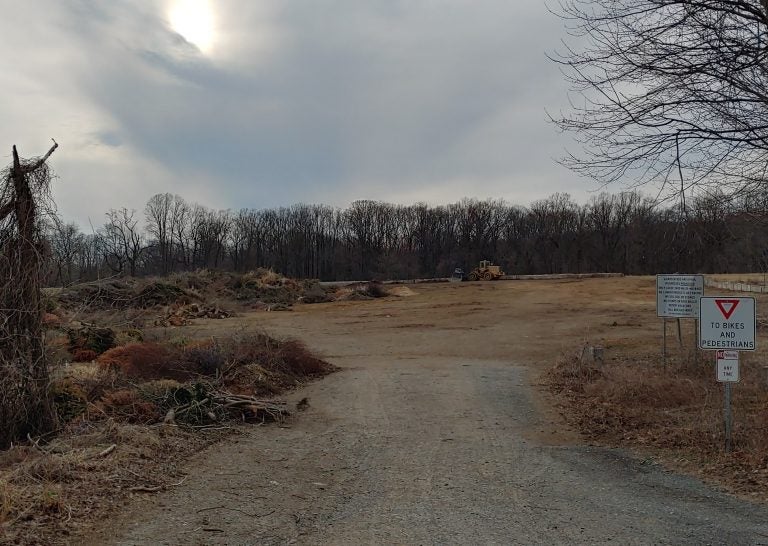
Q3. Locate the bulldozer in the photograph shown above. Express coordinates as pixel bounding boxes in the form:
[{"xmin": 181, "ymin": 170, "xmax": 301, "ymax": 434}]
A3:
[{"xmin": 467, "ymin": 260, "xmax": 504, "ymax": 281}]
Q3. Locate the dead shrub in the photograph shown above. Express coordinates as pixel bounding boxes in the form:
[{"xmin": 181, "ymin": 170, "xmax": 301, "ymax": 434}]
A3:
[
  {"xmin": 254, "ymin": 268, "xmax": 283, "ymax": 286},
  {"xmin": 219, "ymin": 334, "xmax": 336, "ymax": 393},
  {"xmin": 42, "ymin": 312, "xmax": 61, "ymax": 328},
  {"xmin": 546, "ymin": 353, "xmax": 604, "ymax": 394},
  {"xmin": 97, "ymin": 343, "xmax": 181, "ymax": 380},
  {"xmin": 71, "ymin": 348, "xmax": 97, "ymax": 363},
  {"xmin": 225, "ymin": 363, "xmax": 282, "ymax": 396},
  {"xmin": 583, "ymin": 369, "xmax": 702, "ymax": 409},
  {"xmin": 45, "ymin": 334, "xmax": 72, "ymax": 366},
  {"xmin": 115, "ymin": 328, "xmax": 143, "ymax": 346},
  {"xmin": 137, "ymin": 379, "xmax": 184, "ymax": 399},
  {"xmin": 135, "ymin": 282, "xmax": 193, "ymax": 307},
  {"xmin": 96, "ymin": 389, "xmax": 160, "ymax": 424},
  {"xmin": 275, "ymin": 340, "xmax": 334, "ymax": 376},
  {"xmin": 332, "ymin": 282, "xmax": 390, "ymax": 301},
  {"xmin": 51, "ymin": 380, "xmax": 88, "ymax": 423},
  {"xmin": 181, "ymin": 342, "xmax": 226, "ymax": 377},
  {"xmin": 58, "ymin": 279, "xmax": 134, "ymax": 310},
  {"xmin": 546, "ymin": 347, "xmax": 768, "ymax": 482},
  {"xmin": 66, "ymin": 325, "xmax": 115, "ymax": 355},
  {"xmin": 136, "ymin": 380, "xmax": 201, "ymax": 411},
  {"xmin": 66, "ymin": 363, "xmax": 119, "ymax": 402},
  {"xmin": 363, "ymin": 281, "xmax": 389, "ymax": 298}
]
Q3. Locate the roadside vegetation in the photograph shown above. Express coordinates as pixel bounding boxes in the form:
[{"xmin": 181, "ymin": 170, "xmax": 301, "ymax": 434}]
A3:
[
  {"xmin": 3, "ymin": 321, "xmax": 336, "ymax": 544},
  {"xmin": 546, "ymin": 342, "xmax": 768, "ymax": 500},
  {"xmin": 1, "ymin": 262, "xmax": 396, "ymax": 543}
]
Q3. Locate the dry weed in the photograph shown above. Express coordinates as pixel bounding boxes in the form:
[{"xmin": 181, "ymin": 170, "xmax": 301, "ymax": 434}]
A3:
[
  {"xmin": 546, "ymin": 347, "xmax": 768, "ymax": 497},
  {"xmin": 97, "ymin": 343, "xmax": 178, "ymax": 380}
]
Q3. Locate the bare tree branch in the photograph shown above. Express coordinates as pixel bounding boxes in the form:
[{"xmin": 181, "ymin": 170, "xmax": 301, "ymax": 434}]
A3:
[{"xmin": 551, "ymin": 0, "xmax": 768, "ymax": 198}]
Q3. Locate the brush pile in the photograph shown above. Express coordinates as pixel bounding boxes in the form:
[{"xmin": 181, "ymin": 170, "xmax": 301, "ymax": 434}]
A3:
[
  {"xmin": 55, "ymin": 269, "xmax": 335, "ymax": 317},
  {"xmin": 52, "ymin": 333, "xmax": 336, "ymax": 427},
  {"xmin": 58, "ymin": 280, "xmax": 196, "ymax": 311},
  {"xmin": 153, "ymin": 303, "xmax": 231, "ymax": 327},
  {"xmin": 0, "ymin": 330, "xmax": 335, "ymax": 543}
]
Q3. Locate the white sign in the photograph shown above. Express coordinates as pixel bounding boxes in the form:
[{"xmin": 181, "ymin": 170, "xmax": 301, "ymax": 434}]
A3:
[
  {"xmin": 716, "ymin": 350, "xmax": 740, "ymax": 383},
  {"xmin": 699, "ymin": 297, "xmax": 756, "ymax": 351},
  {"xmin": 657, "ymin": 275, "xmax": 704, "ymax": 318}
]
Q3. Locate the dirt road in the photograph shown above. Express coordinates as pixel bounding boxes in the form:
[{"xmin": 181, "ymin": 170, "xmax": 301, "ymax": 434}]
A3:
[{"xmin": 100, "ymin": 279, "xmax": 768, "ymax": 545}]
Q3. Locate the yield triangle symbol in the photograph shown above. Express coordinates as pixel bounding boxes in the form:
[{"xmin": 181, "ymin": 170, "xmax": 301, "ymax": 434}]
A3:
[{"xmin": 715, "ymin": 299, "xmax": 740, "ymax": 320}]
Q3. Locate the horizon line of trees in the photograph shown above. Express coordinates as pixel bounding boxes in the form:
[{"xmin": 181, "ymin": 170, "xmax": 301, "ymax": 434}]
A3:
[{"xmin": 44, "ymin": 190, "xmax": 768, "ymax": 286}]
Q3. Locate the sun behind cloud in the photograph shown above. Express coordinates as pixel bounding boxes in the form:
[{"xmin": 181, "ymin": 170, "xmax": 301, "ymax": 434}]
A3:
[{"xmin": 168, "ymin": 0, "xmax": 216, "ymax": 54}]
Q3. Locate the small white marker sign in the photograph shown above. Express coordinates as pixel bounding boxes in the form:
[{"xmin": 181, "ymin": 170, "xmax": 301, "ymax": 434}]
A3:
[{"xmin": 716, "ymin": 350, "xmax": 740, "ymax": 383}]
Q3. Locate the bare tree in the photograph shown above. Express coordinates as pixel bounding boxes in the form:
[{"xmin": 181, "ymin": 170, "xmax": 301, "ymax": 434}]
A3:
[
  {"xmin": 0, "ymin": 141, "xmax": 58, "ymax": 448},
  {"xmin": 48, "ymin": 219, "xmax": 84, "ymax": 285},
  {"xmin": 144, "ymin": 193, "xmax": 173, "ymax": 274},
  {"xmin": 552, "ymin": 1, "xmax": 768, "ymax": 198},
  {"xmin": 102, "ymin": 208, "xmax": 145, "ymax": 276}
]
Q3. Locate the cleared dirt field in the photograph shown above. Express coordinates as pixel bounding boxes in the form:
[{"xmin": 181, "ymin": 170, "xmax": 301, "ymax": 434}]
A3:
[{"xmin": 92, "ymin": 277, "xmax": 768, "ymax": 545}]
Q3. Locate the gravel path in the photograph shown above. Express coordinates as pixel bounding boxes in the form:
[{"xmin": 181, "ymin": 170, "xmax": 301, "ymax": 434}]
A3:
[{"xmin": 99, "ymin": 281, "xmax": 768, "ymax": 545}]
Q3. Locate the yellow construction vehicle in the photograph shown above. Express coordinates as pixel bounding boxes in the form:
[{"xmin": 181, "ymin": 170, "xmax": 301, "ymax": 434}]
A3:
[{"xmin": 467, "ymin": 260, "xmax": 504, "ymax": 281}]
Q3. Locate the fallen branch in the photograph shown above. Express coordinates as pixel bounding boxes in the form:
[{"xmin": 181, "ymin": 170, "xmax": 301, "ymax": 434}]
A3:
[
  {"xmin": 94, "ymin": 444, "xmax": 116, "ymax": 459},
  {"xmin": 128, "ymin": 485, "xmax": 163, "ymax": 493},
  {"xmin": 128, "ymin": 476, "xmax": 187, "ymax": 493}
]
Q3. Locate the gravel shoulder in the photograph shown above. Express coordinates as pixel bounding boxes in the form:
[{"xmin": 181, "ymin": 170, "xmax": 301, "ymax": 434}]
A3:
[{"xmin": 95, "ymin": 279, "xmax": 768, "ymax": 545}]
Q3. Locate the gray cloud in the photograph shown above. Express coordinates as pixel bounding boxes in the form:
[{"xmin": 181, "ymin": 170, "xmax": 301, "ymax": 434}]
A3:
[{"xmin": 0, "ymin": 0, "xmax": 588, "ymax": 227}]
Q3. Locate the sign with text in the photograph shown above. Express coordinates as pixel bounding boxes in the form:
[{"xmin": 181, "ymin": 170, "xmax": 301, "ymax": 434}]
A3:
[
  {"xmin": 656, "ymin": 275, "xmax": 704, "ymax": 318},
  {"xmin": 699, "ymin": 297, "xmax": 756, "ymax": 351},
  {"xmin": 716, "ymin": 350, "xmax": 740, "ymax": 383}
]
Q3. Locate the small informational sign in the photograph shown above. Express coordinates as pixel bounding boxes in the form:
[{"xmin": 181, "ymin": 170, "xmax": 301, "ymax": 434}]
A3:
[
  {"xmin": 699, "ymin": 297, "xmax": 756, "ymax": 351},
  {"xmin": 656, "ymin": 275, "xmax": 704, "ymax": 318},
  {"xmin": 716, "ymin": 350, "xmax": 740, "ymax": 383}
]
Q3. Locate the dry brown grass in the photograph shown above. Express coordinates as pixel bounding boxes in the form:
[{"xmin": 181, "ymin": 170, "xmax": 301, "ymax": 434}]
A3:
[
  {"xmin": 546, "ymin": 348, "xmax": 768, "ymax": 498},
  {"xmin": 0, "ymin": 419, "xmax": 222, "ymax": 544},
  {"xmin": 2, "ymin": 328, "xmax": 335, "ymax": 544},
  {"xmin": 71, "ymin": 349, "xmax": 97, "ymax": 363},
  {"xmin": 94, "ymin": 390, "xmax": 161, "ymax": 424},
  {"xmin": 97, "ymin": 342, "xmax": 178, "ymax": 380}
]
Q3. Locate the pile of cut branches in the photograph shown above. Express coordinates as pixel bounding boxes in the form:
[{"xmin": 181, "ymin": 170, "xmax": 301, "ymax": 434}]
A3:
[{"xmin": 157, "ymin": 386, "xmax": 291, "ymax": 427}]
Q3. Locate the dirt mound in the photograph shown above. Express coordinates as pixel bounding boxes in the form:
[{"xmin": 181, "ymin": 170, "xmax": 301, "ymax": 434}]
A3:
[
  {"xmin": 57, "ymin": 270, "xmax": 333, "ymax": 315},
  {"xmin": 333, "ymin": 281, "xmax": 390, "ymax": 301},
  {"xmin": 227, "ymin": 269, "xmax": 332, "ymax": 305},
  {"xmin": 388, "ymin": 285, "xmax": 417, "ymax": 297},
  {"xmin": 154, "ymin": 303, "xmax": 232, "ymax": 327}
]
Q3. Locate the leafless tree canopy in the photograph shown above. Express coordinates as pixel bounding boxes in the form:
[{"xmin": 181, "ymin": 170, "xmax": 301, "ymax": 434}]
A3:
[
  {"xmin": 41, "ymin": 191, "xmax": 768, "ymax": 282},
  {"xmin": 552, "ymin": 0, "xmax": 768, "ymax": 197}
]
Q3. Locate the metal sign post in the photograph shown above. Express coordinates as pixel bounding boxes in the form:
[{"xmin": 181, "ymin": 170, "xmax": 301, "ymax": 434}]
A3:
[
  {"xmin": 724, "ymin": 383, "xmax": 733, "ymax": 453},
  {"xmin": 716, "ymin": 350, "xmax": 739, "ymax": 453},
  {"xmin": 691, "ymin": 318, "xmax": 699, "ymax": 365},
  {"xmin": 702, "ymin": 296, "xmax": 755, "ymax": 454}
]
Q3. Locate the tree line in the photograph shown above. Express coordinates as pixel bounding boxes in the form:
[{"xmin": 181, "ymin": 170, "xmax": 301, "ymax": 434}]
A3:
[{"xmin": 45, "ymin": 191, "xmax": 768, "ymax": 285}]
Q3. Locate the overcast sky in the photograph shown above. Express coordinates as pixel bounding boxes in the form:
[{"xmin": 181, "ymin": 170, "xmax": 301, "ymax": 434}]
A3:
[{"xmin": 1, "ymin": 1, "xmax": 589, "ymax": 228}]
